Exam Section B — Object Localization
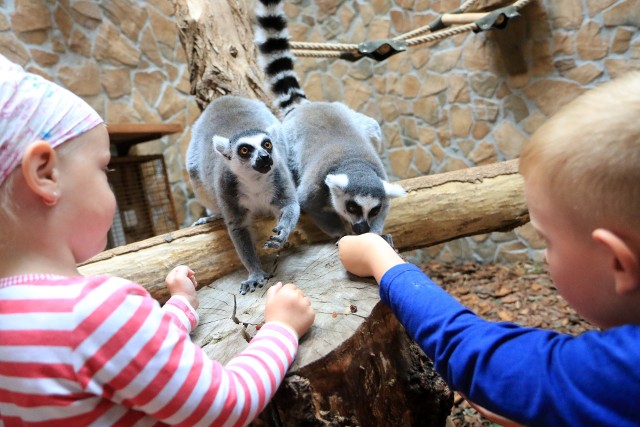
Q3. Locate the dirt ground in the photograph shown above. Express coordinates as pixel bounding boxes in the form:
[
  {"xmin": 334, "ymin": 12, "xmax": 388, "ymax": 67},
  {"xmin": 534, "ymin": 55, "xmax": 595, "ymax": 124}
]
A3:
[{"xmin": 418, "ymin": 260, "xmax": 596, "ymax": 427}]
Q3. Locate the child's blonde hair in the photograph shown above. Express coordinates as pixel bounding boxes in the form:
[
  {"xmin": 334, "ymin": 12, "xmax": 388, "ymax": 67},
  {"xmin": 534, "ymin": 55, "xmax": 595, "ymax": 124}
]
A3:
[{"xmin": 520, "ymin": 71, "xmax": 640, "ymax": 232}]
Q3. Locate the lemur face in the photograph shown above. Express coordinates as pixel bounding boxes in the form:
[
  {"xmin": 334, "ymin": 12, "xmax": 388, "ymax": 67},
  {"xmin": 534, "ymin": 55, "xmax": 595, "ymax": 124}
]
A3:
[
  {"xmin": 344, "ymin": 195, "xmax": 383, "ymax": 234},
  {"xmin": 325, "ymin": 173, "xmax": 406, "ymax": 234},
  {"xmin": 214, "ymin": 130, "xmax": 274, "ymax": 174}
]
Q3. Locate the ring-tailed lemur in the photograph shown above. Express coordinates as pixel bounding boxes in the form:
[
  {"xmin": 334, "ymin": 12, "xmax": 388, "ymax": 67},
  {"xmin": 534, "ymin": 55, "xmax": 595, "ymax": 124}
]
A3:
[
  {"xmin": 255, "ymin": 0, "xmax": 406, "ymax": 239},
  {"xmin": 186, "ymin": 95, "xmax": 300, "ymax": 295}
]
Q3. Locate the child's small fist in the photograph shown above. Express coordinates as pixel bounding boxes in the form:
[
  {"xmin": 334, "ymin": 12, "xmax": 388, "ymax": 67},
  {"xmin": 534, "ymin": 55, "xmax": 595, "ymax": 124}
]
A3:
[
  {"xmin": 265, "ymin": 282, "xmax": 315, "ymax": 339},
  {"xmin": 165, "ymin": 265, "xmax": 199, "ymax": 310},
  {"xmin": 338, "ymin": 233, "xmax": 404, "ymax": 282}
]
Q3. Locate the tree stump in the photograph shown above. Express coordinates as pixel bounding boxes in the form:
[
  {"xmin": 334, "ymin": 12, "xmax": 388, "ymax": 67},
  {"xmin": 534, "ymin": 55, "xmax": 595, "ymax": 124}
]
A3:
[{"xmin": 192, "ymin": 243, "xmax": 452, "ymax": 426}]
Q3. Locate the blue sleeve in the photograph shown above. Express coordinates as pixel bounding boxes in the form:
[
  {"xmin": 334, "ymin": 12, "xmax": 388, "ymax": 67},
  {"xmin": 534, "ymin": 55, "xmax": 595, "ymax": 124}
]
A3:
[{"xmin": 380, "ymin": 263, "xmax": 640, "ymax": 427}]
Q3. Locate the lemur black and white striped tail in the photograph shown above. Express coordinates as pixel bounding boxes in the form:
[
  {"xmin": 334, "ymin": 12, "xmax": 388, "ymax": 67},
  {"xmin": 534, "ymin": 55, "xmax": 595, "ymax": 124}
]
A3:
[{"xmin": 255, "ymin": 0, "xmax": 307, "ymax": 116}]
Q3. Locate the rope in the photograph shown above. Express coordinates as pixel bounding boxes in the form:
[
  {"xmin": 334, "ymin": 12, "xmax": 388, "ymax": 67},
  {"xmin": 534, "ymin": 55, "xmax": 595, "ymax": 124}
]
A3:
[
  {"xmin": 290, "ymin": 41, "xmax": 358, "ymax": 53},
  {"xmin": 289, "ymin": 0, "xmax": 534, "ymax": 59},
  {"xmin": 289, "ymin": 50, "xmax": 347, "ymax": 58},
  {"xmin": 403, "ymin": 23, "xmax": 478, "ymax": 47}
]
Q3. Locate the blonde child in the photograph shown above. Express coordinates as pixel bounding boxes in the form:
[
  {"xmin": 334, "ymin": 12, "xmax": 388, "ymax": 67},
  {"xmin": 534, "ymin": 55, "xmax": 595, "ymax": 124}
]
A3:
[
  {"xmin": 338, "ymin": 72, "xmax": 640, "ymax": 426},
  {"xmin": 0, "ymin": 55, "xmax": 315, "ymax": 426}
]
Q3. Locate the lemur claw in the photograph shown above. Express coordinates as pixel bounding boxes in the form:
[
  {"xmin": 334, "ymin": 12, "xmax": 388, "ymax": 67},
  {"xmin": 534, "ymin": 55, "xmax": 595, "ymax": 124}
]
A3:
[
  {"xmin": 239, "ymin": 272, "xmax": 271, "ymax": 295},
  {"xmin": 191, "ymin": 214, "xmax": 220, "ymax": 227},
  {"xmin": 264, "ymin": 227, "xmax": 290, "ymax": 249}
]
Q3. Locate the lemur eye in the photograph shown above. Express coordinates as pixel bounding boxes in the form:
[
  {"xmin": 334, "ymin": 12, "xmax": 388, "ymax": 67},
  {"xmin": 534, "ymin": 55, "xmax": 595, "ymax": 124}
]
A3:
[
  {"xmin": 238, "ymin": 145, "xmax": 251, "ymax": 156},
  {"xmin": 263, "ymin": 140, "xmax": 272, "ymax": 150},
  {"xmin": 346, "ymin": 201, "xmax": 361, "ymax": 215},
  {"xmin": 369, "ymin": 206, "xmax": 381, "ymax": 217}
]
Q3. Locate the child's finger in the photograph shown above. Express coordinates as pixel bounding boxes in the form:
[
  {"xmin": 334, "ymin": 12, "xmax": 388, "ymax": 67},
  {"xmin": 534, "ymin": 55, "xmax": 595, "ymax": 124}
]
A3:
[
  {"xmin": 266, "ymin": 282, "xmax": 284, "ymax": 301},
  {"xmin": 280, "ymin": 283, "xmax": 303, "ymax": 297}
]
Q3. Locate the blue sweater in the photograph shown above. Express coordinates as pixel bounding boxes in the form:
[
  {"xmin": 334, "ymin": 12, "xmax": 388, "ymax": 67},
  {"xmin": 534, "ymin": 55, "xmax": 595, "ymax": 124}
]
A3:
[{"xmin": 380, "ymin": 263, "xmax": 640, "ymax": 427}]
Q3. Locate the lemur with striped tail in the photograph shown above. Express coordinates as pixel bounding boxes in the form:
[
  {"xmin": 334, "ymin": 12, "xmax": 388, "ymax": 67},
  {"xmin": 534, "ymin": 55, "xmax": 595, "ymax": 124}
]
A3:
[
  {"xmin": 255, "ymin": 0, "xmax": 406, "ymax": 240},
  {"xmin": 187, "ymin": 96, "xmax": 299, "ymax": 295}
]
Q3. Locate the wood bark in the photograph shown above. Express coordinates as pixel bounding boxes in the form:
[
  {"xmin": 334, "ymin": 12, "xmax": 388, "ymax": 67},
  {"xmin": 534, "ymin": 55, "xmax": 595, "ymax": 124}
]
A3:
[{"xmin": 172, "ymin": 0, "xmax": 271, "ymax": 109}]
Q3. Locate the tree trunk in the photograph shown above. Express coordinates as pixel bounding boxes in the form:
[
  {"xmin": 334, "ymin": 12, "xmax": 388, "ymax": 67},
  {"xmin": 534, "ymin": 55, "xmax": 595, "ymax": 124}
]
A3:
[
  {"xmin": 79, "ymin": 159, "xmax": 527, "ymax": 304},
  {"xmin": 172, "ymin": 0, "xmax": 271, "ymax": 109}
]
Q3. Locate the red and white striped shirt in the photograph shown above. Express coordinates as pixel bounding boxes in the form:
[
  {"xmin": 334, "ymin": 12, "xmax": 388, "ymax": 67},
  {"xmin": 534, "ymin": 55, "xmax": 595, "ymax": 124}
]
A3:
[{"xmin": 0, "ymin": 274, "xmax": 298, "ymax": 426}]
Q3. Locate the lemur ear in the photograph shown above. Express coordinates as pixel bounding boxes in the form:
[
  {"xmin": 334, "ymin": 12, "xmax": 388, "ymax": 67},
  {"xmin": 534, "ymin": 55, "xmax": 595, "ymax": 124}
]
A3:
[
  {"xmin": 325, "ymin": 174, "xmax": 349, "ymax": 191},
  {"xmin": 382, "ymin": 179, "xmax": 407, "ymax": 198},
  {"xmin": 213, "ymin": 135, "xmax": 231, "ymax": 159}
]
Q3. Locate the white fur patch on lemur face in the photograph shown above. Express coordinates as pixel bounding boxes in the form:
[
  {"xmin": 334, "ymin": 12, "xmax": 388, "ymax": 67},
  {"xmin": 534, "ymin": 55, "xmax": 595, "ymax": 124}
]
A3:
[
  {"xmin": 354, "ymin": 194, "xmax": 382, "ymax": 215},
  {"xmin": 238, "ymin": 132, "xmax": 266, "ymax": 147},
  {"xmin": 325, "ymin": 173, "xmax": 349, "ymax": 190}
]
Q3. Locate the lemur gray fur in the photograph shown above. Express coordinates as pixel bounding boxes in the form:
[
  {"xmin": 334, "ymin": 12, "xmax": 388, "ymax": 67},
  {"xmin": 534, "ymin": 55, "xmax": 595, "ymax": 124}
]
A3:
[
  {"xmin": 186, "ymin": 95, "xmax": 300, "ymax": 295},
  {"xmin": 255, "ymin": 0, "xmax": 406, "ymax": 239}
]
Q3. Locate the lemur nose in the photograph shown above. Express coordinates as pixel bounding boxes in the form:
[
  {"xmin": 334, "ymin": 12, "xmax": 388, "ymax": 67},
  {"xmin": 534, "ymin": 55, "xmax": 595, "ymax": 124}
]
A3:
[
  {"xmin": 258, "ymin": 152, "xmax": 273, "ymax": 165},
  {"xmin": 352, "ymin": 221, "xmax": 370, "ymax": 235}
]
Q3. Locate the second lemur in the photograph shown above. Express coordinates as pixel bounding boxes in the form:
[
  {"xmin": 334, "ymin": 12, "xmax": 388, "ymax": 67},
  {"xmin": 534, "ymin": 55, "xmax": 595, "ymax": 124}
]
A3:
[
  {"xmin": 186, "ymin": 96, "xmax": 299, "ymax": 295},
  {"xmin": 255, "ymin": 0, "xmax": 406, "ymax": 239}
]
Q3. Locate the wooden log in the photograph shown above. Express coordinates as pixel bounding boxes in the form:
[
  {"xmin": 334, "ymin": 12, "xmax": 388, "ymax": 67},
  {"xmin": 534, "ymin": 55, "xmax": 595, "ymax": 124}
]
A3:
[{"xmin": 79, "ymin": 159, "xmax": 527, "ymax": 303}]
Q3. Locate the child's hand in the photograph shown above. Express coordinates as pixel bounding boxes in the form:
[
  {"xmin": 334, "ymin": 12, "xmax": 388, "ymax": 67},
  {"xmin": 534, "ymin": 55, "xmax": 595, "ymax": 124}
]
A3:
[
  {"xmin": 265, "ymin": 282, "xmax": 315, "ymax": 339},
  {"xmin": 165, "ymin": 265, "xmax": 199, "ymax": 310},
  {"xmin": 338, "ymin": 233, "xmax": 404, "ymax": 282}
]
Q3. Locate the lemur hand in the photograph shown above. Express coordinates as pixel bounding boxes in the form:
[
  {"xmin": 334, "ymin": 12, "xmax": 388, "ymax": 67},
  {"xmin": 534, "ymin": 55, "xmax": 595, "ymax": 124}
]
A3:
[
  {"xmin": 338, "ymin": 233, "xmax": 405, "ymax": 283},
  {"xmin": 265, "ymin": 282, "xmax": 315, "ymax": 339},
  {"xmin": 165, "ymin": 265, "xmax": 199, "ymax": 310}
]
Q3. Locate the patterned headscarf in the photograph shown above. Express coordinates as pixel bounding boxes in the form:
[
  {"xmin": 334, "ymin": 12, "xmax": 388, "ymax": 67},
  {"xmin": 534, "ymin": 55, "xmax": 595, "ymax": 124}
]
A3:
[{"xmin": 0, "ymin": 55, "xmax": 103, "ymax": 185}]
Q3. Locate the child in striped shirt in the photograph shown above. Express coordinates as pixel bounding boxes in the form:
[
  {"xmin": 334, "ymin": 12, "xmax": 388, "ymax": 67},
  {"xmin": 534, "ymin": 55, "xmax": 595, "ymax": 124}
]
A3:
[{"xmin": 0, "ymin": 54, "xmax": 315, "ymax": 426}]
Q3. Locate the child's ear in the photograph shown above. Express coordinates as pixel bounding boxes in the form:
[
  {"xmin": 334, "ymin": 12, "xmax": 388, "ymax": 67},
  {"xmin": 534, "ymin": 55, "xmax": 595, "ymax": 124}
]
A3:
[
  {"xmin": 21, "ymin": 141, "xmax": 60, "ymax": 206},
  {"xmin": 592, "ymin": 228, "xmax": 640, "ymax": 295}
]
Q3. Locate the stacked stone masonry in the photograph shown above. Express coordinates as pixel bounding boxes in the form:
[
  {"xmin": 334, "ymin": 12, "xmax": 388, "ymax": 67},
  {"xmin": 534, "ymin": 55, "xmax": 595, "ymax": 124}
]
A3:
[{"xmin": 1, "ymin": 0, "xmax": 638, "ymax": 264}]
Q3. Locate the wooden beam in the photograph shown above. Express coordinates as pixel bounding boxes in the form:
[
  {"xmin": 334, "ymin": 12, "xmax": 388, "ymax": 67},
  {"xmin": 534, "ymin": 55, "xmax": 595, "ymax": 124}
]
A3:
[{"xmin": 107, "ymin": 123, "xmax": 183, "ymax": 155}]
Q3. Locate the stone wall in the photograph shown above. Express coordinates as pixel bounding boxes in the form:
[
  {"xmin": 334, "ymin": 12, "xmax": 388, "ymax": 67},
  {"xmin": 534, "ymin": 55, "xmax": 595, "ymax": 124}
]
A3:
[{"xmin": 1, "ymin": 0, "xmax": 639, "ymax": 263}]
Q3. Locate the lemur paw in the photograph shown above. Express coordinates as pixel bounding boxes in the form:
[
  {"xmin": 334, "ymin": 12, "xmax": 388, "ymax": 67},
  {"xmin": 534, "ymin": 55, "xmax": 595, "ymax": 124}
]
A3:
[
  {"xmin": 263, "ymin": 226, "xmax": 290, "ymax": 249},
  {"xmin": 239, "ymin": 272, "xmax": 272, "ymax": 295}
]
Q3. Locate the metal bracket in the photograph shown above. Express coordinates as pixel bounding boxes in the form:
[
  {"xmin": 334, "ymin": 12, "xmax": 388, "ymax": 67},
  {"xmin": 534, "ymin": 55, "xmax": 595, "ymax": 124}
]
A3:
[
  {"xmin": 473, "ymin": 5, "xmax": 520, "ymax": 32},
  {"xmin": 341, "ymin": 39, "xmax": 408, "ymax": 62}
]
